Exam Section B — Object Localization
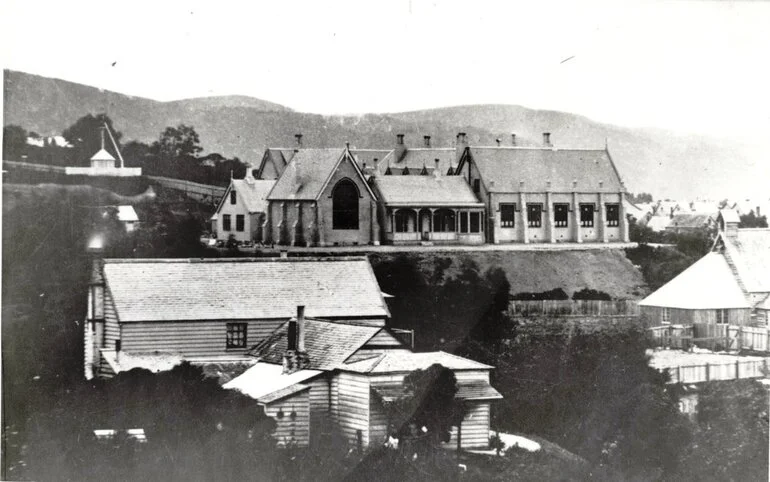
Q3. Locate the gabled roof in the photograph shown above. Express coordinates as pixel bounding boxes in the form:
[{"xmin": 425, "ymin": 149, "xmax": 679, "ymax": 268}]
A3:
[
  {"xmin": 373, "ymin": 175, "xmax": 482, "ymax": 207},
  {"xmin": 90, "ymin": 148, "xmax": 115, "ymax": 162},
  {"xmin": 342, "ymin": 350, "xmax": 493, "ymax": 374},
  {"xmin": 214, "ymin": 178, "xmax": 275, "ymax": 215},
  {"xmin": 379, "ymin": 148, "xmax": 456, "ymax": 176},
  {"xmin": 248, "ymin": 318, "xmax": 387, "ymax": 370},
  {"xmin": 666, "ymin": 213, "xmax": 714, "ymax": 229},
  {"xmin": 461, "ymin": 147, "xmax": 624, "ymax": 193},
  {"xmin": 257, "ymin": 148, "xmax": 296, "ymax": 179},
  {"xmin": 718, "ymin": 209, "xmax": 740, "ymax": 224},
  {"xmin": 371, "ymin": 380, "xmax": 502, "ymax": 402},
  {"xmin": 101, "ymin": 257, "xmax": 390, "ymax": 322},
  {"xmin": 117, "ymin": 205, "xmax": 139, "ymax": 222},
  {"xmin": 718, "ymin": 228, "xmax": 770, "ymax": 293},
  {"xmin": 639, "ymin": 252, "xmax": 750, "ymax": 309},
  {"xmin": 350, "ymin": 149, "xmax": 392, "ymax": 170},
  {"xmin": 223, "ymin": 362, "xmax": 321, "ymax": 404},
  {"xmin": 266, "ymin": 148, "xmax": 376, "ymax": 201}
]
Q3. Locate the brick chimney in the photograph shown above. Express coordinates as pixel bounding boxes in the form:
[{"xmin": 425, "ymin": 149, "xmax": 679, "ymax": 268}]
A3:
[
  {"xmin": 295, "ymin": 134, "xmax": 303, "ymax": 148},
  {"xmin": 511, "ymin": 133, "xmax": 517, "ymax": 146},
  {"xmin": 395, "ymin": 133, "xmax": 407, "ymax": 162},
  {"xmin": 456, "ymin": 132, "xmax": 468, "ymax": 164},
  {"xmin": 543, "ymin": 132, "xmax": 552, "ymax": 147},
  {"xmin": 283, "ymin": 305, "xmax": 310, "ymax": 374},
  {"xmin": 423, "ymin": 135, "xmax": 431, "ymax": 147},
  {"xmin": 243, "ymin": 162, "xmax": 255, "ymax": 184}
]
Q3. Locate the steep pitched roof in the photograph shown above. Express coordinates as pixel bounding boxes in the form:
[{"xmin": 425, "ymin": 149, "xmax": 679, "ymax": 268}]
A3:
[
  {"xmin": 719, "ymin": 228, "xmax": 770, "ymax": 293},
  {"xmin": 257, "ymin": 148, "xmax": 295, "ymax": 179},
  {"xmin": 342, "ymin": 350, "xmax": 493, "ymax": 374},
  {"xmin": 223, "ymin": 362, "xmax": 321, "ymax": 403},
  {"xmin": 248, "ymin": 318, "xmax": 384, "ymax": 370},
  {"xmin": 463, "ymin": 147, "xmax": 623, "ymax": 193},
  {"xmin": 373, "ymin": 175, "xmax": 482, "ymax": 207},
  {"xmin": 666, "ymin": 213, "xmax": 714, "ymax": 229},
  {"xmin": 379, "ymin": 148, "xmax": 456, "ymax": 176},
  {"xmin": 214, "ymin": 178, "xmax": 275, "ymax": 215},
  {"xmin": 267, "ymin": 148, "xmax": 375, "ymax": 201},
  {"xmin": 91, "ymin": 148, "xmax": 116, "ymax": 162},
  {"xmin": 350, "ymin": 149, "xmax": 392, "ymax": 170},
  {"xmin": 639, "ymin": 252, "xmax": 750, "ymax": 309},
  {"xmin": 101, "ymin": 257, "xmax": 390, "ymax": 322}
]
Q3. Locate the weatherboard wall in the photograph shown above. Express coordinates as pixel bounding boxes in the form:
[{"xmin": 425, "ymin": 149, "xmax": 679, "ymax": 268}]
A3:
[
  {"xmin": 263, "ymin": 390, "xmax": 310, "ymax": 447},
  {"xmin": 334, "ymin": 372, "xmax": 371, "ymax": 448}
]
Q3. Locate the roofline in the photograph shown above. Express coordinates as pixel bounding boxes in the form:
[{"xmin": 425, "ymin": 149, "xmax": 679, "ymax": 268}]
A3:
[
  {"xmin": 469, "ymin": 146, "xmax": 609, "ymax": 152},
  {"xmin": 381, "ymin": 202, "xmax": 485, "ymax": 208},
  {"xmin": 314, "ymin": 149, "xmax": 378, "ymax": 202},
  {"xmin": 102, "ymin": 256, "xmax": 373, "ymax": 264},
  {"xmin": 604, "ymin": 146, "xmax": 626, "ymax": 192},
  {"xmin": 485, "ymin": 189, "xmax": 624, "ymax": 194}
]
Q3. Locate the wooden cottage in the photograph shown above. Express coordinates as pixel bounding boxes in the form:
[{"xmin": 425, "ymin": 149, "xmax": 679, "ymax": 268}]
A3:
[
  {"xmin": 211, "ymin": 168, "xmax": 275, "ymax": 243},
  {"xmin": 640, "ymin": 210, "xmax": 770, "ymax": 327},
  {"xmin": 225, "ymin": 310, "xmax": 502, "ymax": 449},
  {"xmin": 83, "ymin": 257, "xmax": 390, "ymax": 379}
]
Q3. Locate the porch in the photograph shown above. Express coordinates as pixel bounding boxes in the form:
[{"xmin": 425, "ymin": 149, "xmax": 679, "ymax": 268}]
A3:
[{"xmin": 385, "ymin": 207, "xmax": 485, "ymax": 245}]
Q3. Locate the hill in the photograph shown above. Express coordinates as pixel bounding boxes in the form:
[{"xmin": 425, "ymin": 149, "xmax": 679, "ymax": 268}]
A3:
[{"xmin": 4, "ymin": 69, "xmax": 764, "ymax": 199}]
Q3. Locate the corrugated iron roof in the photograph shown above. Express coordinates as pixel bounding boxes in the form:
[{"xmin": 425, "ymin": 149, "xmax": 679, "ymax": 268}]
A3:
[
  {"xmin": 639, "ymin": 252, "xmax": 750, "ymax": 309},
  {"xmin": 343, "ymin": 350, "xmax": 493, "ymax": 374},
  {"xmin": 249, "ymin": 318, "xmax": 384, "ymax": 370},
  {"xmin": 102, "ymin": 257, "xmax": 390, "ymax": 322},
  {"xmin": 373, "ymin": 175, "xmax": 482, "ymax": 206},
  {"xmin": 223, "ymin": 362, "xmax": 320, "ymax": 403},
  {"xmin": 466, "ymin": 147, "xmax": 623, "ymax": 193}
]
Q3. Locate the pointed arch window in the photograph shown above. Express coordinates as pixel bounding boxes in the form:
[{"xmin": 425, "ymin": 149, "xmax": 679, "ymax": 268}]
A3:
[{"xmin": 332, "ymin": 179, "xmax": 360, "ymax": 230}]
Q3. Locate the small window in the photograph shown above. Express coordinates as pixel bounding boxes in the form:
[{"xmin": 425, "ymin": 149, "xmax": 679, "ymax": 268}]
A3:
[
  {"xmin": 226, "ymin": 323, "xmax": 247, "ymax": 348},
  {"xmin": 230, "ymin": 190, "xmax": 237, "ymax": 205},
  {"xmin": 236, "ymin": 215, "xmax": 245, "ymax": 232},
  {"xmin": 527, "ymin": 204, "xmax": 542, "ymax": 228},
  {"xmin": 716, "ymin": 309, "xmax": 729, "ymax": 324},
  {"xmin": 460, "ymin": 212, "xmax": 469, "ymax": 233},
  {"xmin": 554, "ymin": 203, "xmax": 569, "ymax": 228},
  {"xmin": 662, "ymin": 308, "xmax": 670, "ymax": 324},
  {"xmin": 580, "ymin": 204, "xmax": 595, "ymax": 227},
  {"xmin": 222, "ymin": 214, "xmax": 232, "ymax": 231},
  {"xmin": 470, "ymin": 212, "xmax": 481, "ymax": 233},
  {"xmin": 606, "ymin": 203, "xmax": 620, "ymax": 227},
  {"xmin": 473, "ymin": 179, "xmax": 480, "ymax": 193},
  {"xmin": 500, "ymin": 203, "xmax": 516, "ymax": 228}
]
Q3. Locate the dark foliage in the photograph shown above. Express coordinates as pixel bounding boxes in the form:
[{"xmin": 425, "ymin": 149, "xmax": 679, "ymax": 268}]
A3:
[
  {"xmin": 739, "ymin": 210, "xmax": 769, "ymax": 228},
  {"xmin": 62, "ymin": 113, "xmax": 123, "ymax": 164},
  {"xmin": 625, "ymin": 244, "xmax": 700, "ymax": 291},
  {"xmin": 2, "ymin": 124, "xmax": 28, "ymax": 160},
  {"xmin": 511, "ymin": 288, "xmax": 569, "ymax": 301},
  {"xmin": 628, "ymin": 192, "xmax": 654, "ymax": 204}
]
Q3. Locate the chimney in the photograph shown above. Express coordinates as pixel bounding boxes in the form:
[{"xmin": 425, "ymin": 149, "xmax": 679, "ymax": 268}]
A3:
[
  {"xmin": 423, "ymin": 135, "xmax": 431, "ymax": 147},
  {"xmin": 434, "ymin": 158, "xmax": 441, "ymax": 178},
  {"xmin": 543, "ymin": 132, "xmax": 552, "ymax": 147},
  {"xmin": 511, "ymin": 133, "xmax": 517, "ymax": 146},
  {"xmin": 243, "ymin": 162, "xmax": 255, "ymax": 183},
  {"xmin": 283, "ymin": 305, "xmax": 310, "ymax": 374},
  {"xmin": 295, "ymin": 134, "xmax": 303, "ymax": 148},
  {"xmin": 456, "ymin": 132, "xmax": 468, "ymax": 164},
  {"xmin": 297, "ymin": 305, "xmax": 306, "ymax": 352},
  {"xmin": 395, "ymin": 134, "xmax": 407, "ymax": 162},
  {"xmin": 495, "ymin": 139, "xmax": 501, "ymax": 147}
]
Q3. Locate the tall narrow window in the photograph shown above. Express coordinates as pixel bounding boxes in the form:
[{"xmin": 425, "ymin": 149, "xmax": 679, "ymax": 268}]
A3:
[
  {"xmin": 395, "ymin": 210, "xmax": 412, "ymax": 233},
  {"xmin": 473, "ymin": 179, "xmax": 480, "ymax": 193},
  {"xmin": 554, "ymin": 203, "xmax": 569, "ymax": 228},
  {"xmin": 222, "ymin": 214, "xmax": 231, "ymax": 231},
  {"xmin": 236, "ymin": 215, "xmax": 245, "ymax": 232},
  {"xmin": 470, "ymin": 212, "xmax": 481, "ymax": 233},
  {"xmin": 226, "ymin": 323, "xmax": 247, "ymax": 348},
  {"xmin": 500, "ymin": 203, "xmax": 516, "ymax": 228},
  {"xmin": 580, "ymin": 204, "xmax": 595, "ymax": 227},
  {"xmin": 662, "ymin": 307, "xmax": 670, "ymax": 324},
  {"xmin": 332, "ymin": 179, "xmax": 359, "ymax": 230},
  {"xmin": 716, "ymin": 309, "xmax": 729, "ymax": 324},
  {"xmin": 460, "ymin": 212, "xmax": 469, "ymax": 233},
  {"xmin": 230, "ymin": 190, "xmax": 237, "ymax": 205},
  {"xmin": 527, "ymin": 204, "xmax": 542, "ymax": 228},
  {"xmin": 606, "ymin": 203, "xmax": 620, "ymax": 227}
]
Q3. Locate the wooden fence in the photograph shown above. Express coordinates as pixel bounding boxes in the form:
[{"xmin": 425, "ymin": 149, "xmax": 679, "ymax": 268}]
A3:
[
  {"xmin": 3, "ymin": 159, "xmax": 66, "ymax": 173},
  {"xmin": 649, "ymin": 325, "xmax": 694, "ymax": 349},
  {"xmin": 509, "ymin": 300, "xmax": 640, "ymax": 317},
  {"xmin": 663, "ymin": 358, "xmax": 768, "ymax": 384},
  {"xmin": 649, "ymin": 324, "xmax": 770, "ymax": 353}
]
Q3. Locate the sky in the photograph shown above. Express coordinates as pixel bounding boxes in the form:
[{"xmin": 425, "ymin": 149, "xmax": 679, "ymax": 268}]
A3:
[{"xmin": 2, "ymin": 0, "xmax": 770, "ymax": 142}]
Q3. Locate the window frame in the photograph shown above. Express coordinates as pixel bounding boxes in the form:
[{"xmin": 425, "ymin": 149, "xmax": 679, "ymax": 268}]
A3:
[
  {"xmin": 469, "ymin": 212, "xmax": 481, "ymax": 233},
  {"xmin": 226, "ymin": 322, "xmax": 247, "ymax": 349},
  {"xmin": 605, "ymin": 203, "xmax": 620, "ymax": 227},
  {"xmin": 230, "ymin": 190, "xmax": 237, "ymax": 205},
  {"xmin": 331, "ymin": 179, "xmax": 360, "ymax": 230},
  {"xmin": 716, "ymin": 309, "xmax": 729, "ymax": 325},
  {"xmin": 500, "ymin": 203, "xmax": 516, "ymax": 228},
  {"xmin": 527, "ymin": 203, "xmax": 543, "ymax": 228},
  {"xmin": 662, "ymin": 307, "xmax": 670, "ymax": 324},
  {"xmin": 235, "ymin": 214, "xmax": 245, "ymax": 232},
  {"xmin": 222, "ymin": 214, "xmax": 232, "ymax": 232},
  {"xmin": 460, "ymin": 212, "xmax": 469, "ymax": 233},
  {"xmin": 473, "ymin": 179, "xmax": 480, "ymax": 194},
  {"xmin": 580, "ymin": 203, "xmax": 595, "ymax": 228},
  {"xmin": 554, "ymin": 203, "xmax": 569, "ymax": 228}
]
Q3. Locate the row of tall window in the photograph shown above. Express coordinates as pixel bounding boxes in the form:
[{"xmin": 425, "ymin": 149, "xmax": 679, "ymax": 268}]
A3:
[
  {"xmin": 499, "ymin": 203, "xmax": 620, "ymax": 229},
  {"xmin": 393, "ymin": 209, "xmax": 483, "ymax": 233},
  {"xmin": 222, "ymin": 214, "xmax": 245, "ymax": 232}
]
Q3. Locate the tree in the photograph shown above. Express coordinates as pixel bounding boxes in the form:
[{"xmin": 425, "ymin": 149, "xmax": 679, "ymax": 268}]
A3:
[
  {"xmin": 739, "ymin": 210, "xmax": 768, "ymax": 228},
  {"xmin": 382, "ymin": 364, "xmax": 465, "ymax": 451},
  {"xmin": 152, "ymin": 124, "xmax": 203, "ymax": 160},
  {"xmin": 62, "ymin": 113, "xmax": 122, "ymax": 163},
  {"xmin": 3, "ymin": 124, "xmax": 28, "ymax": 160}
]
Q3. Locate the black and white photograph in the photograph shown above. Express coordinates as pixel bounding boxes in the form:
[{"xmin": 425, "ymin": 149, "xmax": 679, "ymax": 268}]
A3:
[{"xmin": 1, "ymin": 0, "xmax": 769, "ymax": 480}]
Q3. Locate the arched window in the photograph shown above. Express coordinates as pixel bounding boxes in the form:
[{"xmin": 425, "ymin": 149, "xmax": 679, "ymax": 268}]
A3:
[{"xmin": 332, "ymin": 179, "xmax": 359, "ymax": 230}]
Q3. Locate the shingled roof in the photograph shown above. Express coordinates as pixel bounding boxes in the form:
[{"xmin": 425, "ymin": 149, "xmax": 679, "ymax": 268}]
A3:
[
  {"xmin": 666, "ymin": 213, "xmax": 715, "ymax": 230},
  {"xmin": 101, "ymin": 257, "xmax": 390, "ymax": 322},
  {"xmin": 463, "ymin": 147, "xmax": 624, "ymax": 193},
  {"xmin": 373, "ymin": 175, "xmax": 482, "ymax": 207},
  {"xmin": 248, "ymin": 318, "xmax": 384, "ymax": 370}
]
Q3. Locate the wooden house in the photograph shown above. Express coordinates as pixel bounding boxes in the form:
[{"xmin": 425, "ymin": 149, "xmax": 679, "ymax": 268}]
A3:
[
  {"xmin": 455, "ymin": 132, "xmax": 630, "ymax": 244},
  {"xmin": 83, "ymin": 257, "xmax": 391, "ymax": 379},
  {"xmin": 225, "ymin": 307, "xmax": 501, "ymax": 449},
  {"xmin": 665, "ymin": 213, "xmax": 716, "ymax": 235},
  {"xmin": 640, "ymin": 210, "xmax": 770, "ymax": 327},
  {"xmin": 211, "ymin": 168, "xmax": 275, "ymax": 243},
  {"xmin": 263, "ymin": 147, "xmax": 380, "ymax": 247}
]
